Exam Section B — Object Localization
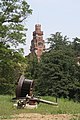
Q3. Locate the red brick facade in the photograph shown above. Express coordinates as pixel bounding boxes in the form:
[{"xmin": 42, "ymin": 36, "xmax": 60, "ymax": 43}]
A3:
[{"xmin": 30, "ymin": 24, "xmax": 45, "ymax": 62}]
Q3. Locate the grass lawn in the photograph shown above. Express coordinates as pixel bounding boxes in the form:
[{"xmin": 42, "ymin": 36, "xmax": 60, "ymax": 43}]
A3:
[{"xmin": 0, "ymin": 95, "xmax": 80, "ymax": 119}]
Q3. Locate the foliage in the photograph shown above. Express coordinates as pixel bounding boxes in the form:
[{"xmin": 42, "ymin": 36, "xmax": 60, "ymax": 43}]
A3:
[
  {"xmin": 0, "ymin": 0, "xmax": 32, "ymax": 94},
  {"xmin": 25, "ymin": 53, "xmax": 39, "ymax": 80},
  {"xmin": 47, "ymin": 32, "xmax": 70, "ymax": 50},
  {"xmin": 0, "ymin": 42, "xmax": 26, "ymax": 94},
  {"xmin": 34, "ymin": 32, "xmax": 80, "ymax": 101},
  {"xmin": 25, "ymin": 32, "xmax": 80, "ymax": 102},
  {"xmin": 72, "ymin": 37, "xmax": 80, "ymax": 56},
  {"xmin": 0, "ymin": 0, "xmax": 32, "ymax": 46}
]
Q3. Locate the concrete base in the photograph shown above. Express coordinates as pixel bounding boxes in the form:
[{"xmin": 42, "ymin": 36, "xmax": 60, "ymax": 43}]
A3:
[
  {"xmin": 26, "ymin": 104, "xmax": 38, "ymax": 109},
  {"xmin": 13, "ymin": 103, "xmax": 37, "ymax": 109}
]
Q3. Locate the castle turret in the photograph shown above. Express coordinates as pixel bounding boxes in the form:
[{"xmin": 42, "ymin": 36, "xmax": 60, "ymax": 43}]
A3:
[{"xmin": 30, "ymin": 24, "xmax": 45, "ymax": 62}]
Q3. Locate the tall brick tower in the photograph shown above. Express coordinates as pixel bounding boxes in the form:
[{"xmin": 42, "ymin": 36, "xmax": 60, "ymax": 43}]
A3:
[{"xmin": 30, "ymin": 24, "xmax": 45, "ymax": 62}]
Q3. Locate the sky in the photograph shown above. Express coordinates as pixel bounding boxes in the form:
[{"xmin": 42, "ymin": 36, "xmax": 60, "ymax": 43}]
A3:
[{"xmin": 24, "ymin": 0, "xmax": 80, "ymax": 55}]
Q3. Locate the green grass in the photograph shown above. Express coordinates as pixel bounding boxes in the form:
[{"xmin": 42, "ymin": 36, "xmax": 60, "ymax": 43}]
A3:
[{"xmin": 0, "ymin": 95, "xmax": 80, "ymax": 118}]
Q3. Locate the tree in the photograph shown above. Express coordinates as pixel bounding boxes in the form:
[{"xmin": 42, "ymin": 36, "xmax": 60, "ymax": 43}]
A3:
[
  {"xmin": 0, "ymin": 0, "xmax": 32, "ymax": 46},
  {"xmin": 0, "ymin": 42, "xmax": 26, "ymax": 94},
  {"xmin": 25, "ymin": 53, "xmax": 39, "ymax": 80},
  {"xmin": 72, "ymin": 37, "xmax": 80, "ymax": 56},
  {"xmin": 36, "ymin": 32, "xmax": 80, "ymax": 101},
  {"xmin": 47, "ymin": 32, "xmax": 70, "ymax": 50},
  {"xmin": 0, "ymin": 0, "xmax": 32, "ymax": 94},
  {"xmin": 36, "ymin": 50, "xmax": 76, "ymax": 96}
]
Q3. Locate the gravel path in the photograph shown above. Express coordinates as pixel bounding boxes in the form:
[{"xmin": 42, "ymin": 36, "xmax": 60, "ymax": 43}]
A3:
[{"xmin": 2, "ymin": 113, "xmax": 80, "ymax": 120}]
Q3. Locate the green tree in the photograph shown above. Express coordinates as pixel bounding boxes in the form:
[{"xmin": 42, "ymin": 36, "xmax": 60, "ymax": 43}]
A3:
[
  {"xmin": 36, "ymin": 32, "xmax": 80, "ymax": 101},
  {"xmin": 47, "ymin": 32, "xmax": 70, "ymax": 50},
  {"xmin": 72, "ymin": 37, "xmax": 80, "ymax": 56},
  {"xmin": 0, "ymin": 42, "xmax": 26, "ymax": 94},
  {"xmin": 0, "ymin": 0, "xmax": 32, "ymax": 46},
  {"xmin": 25, "ymin": 53, "xmax": 39, "ymax": 80},
  {"xmin": 0, "ymin": 0, "xmax": 32, "ymax": 94}
]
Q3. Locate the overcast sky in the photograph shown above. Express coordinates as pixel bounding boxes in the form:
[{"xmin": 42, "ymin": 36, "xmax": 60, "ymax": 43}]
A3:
[{"xmin": 24, "ymin": 0, "xmax": 80, "ymax": 55}]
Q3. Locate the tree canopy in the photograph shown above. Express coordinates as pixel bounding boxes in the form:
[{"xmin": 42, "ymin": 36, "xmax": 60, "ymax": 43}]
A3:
[
  {"xmin": 0, "ymin": 0, "xmax": 32, "ymax": 94},
  {"xmin": 0, "ymin": 42, "xmax": 26, "ymax": 94},
  {"xmin": 0, "ymin": 0, "xmax": 32, "ymax": 47},
  {"xmin": 26, "ymin": 32, "xmax": 80, "ymax": 102}
]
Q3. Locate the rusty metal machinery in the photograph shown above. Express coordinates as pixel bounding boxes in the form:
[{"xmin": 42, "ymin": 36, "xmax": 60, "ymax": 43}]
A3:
[
  {"xmin": 16, "ymin": 75, "xmax": 34, "ymax": 99},
  {"xmin": 13, "ymin": 75, "xmax": 58, "ymax": 108}
]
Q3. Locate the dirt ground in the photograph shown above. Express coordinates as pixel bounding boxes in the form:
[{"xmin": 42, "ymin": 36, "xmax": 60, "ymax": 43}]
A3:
[{"xmin": 3, "ymin": 113, "xmax": 80, "ymax": 120}]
